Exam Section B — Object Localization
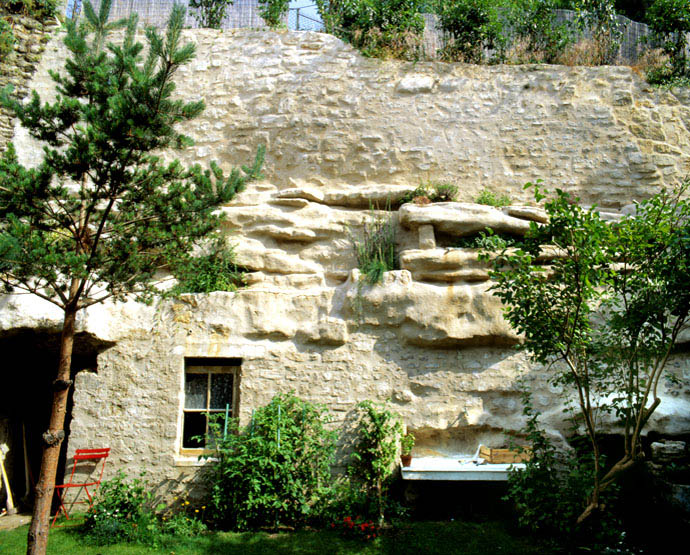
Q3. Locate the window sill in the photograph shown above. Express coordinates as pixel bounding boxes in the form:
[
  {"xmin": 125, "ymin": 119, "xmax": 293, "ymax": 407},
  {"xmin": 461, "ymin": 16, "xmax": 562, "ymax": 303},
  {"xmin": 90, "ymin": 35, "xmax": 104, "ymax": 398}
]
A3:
[{"xmin": 174, "ymin": 452, "xmax": 216, "ymax": 468}]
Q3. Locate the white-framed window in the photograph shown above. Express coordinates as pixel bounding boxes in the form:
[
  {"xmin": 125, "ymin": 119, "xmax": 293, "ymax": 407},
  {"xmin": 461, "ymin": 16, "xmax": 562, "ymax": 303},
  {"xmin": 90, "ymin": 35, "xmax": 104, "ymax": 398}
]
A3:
[{"xmin": 181, "ymin": 358, "xmax": 241, "ymax": 453}]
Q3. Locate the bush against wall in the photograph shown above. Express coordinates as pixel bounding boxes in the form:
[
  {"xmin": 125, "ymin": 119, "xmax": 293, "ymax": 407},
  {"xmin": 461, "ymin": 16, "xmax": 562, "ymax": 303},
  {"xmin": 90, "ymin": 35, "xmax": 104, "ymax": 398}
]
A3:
[
  {"xmin": 203, "ymin": 393, "xmax": 337, "ymax": 530},
  {"xmin": 347, "ymin": 401, "xmax": 403, "ymax": 525},
  {"xmin": 315, "ymin": 0, "xmax": 426, "ymax": 59}
]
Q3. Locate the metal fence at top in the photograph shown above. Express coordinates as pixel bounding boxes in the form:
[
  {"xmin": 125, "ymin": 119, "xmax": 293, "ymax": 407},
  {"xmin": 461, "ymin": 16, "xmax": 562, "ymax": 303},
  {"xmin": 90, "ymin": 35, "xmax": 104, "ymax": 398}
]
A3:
[
  {"xmin": 66, "ymin": 0, "xmax": 267, "ymax": 29},
  {"xmin": 64, "ymin": 2, "xmax": 683, "ymax": 64}
]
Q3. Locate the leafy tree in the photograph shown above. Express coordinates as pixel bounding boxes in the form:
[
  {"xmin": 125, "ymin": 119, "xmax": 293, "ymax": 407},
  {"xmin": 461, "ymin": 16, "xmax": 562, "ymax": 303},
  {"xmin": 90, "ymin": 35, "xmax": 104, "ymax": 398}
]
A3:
[
  {"xmin": 646, "ymin": 0, "xmax": 690, "ymax": 77},
  {"xmin": 0, "ymin": 1, "xmax": 263, "ymax": 552},
  {"xmin": 482, "ymin": 182, "xmax": 690, "ymax": 525},
  {"xmin": 189, "ymin": 0, "xmax": 234, "ymax": 28},
  {"xmin": 258, "ymin": 0, "xmax": 290, "ymax": 28}
]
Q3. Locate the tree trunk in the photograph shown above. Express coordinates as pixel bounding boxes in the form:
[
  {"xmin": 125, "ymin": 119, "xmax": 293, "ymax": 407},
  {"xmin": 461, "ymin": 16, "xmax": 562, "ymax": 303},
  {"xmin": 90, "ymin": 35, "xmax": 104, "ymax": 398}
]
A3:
[{"xmin": 26, "ymin": 306, "xmax": 77, "ymax": 555}]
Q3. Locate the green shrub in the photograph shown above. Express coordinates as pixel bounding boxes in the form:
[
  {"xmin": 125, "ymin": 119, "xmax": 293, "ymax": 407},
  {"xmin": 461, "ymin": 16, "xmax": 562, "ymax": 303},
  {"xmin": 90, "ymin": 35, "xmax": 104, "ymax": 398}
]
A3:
[
  {"xmin": 84, "ymin": 471, "xmax": 154, "ymax": 545},
  {"xmin": 258, "ymin": 0, "xmax": 289, "ymax": 28},
  {"xmin": 3, "ymin": 0, "xmax": 59, "ymax": 20},
  {"xmin": 647, "ymin": 0, "xmax": 690, "ymax": 78},
  {"xmin": 202, "ymin": 393, "xmax": 337, "ymax": 530},
  {"xmin": 475, "ymin": 189, "xmax": 511, "ymax": 207},
  {"xmin": 348, "ymin": 400, "xmax": 403, "ymax": 525},
  {"xmin": 315, "ymin": 0, "xmax": 426, "ymax": 59},
  {"xmin": 505, "ymin": 393, "xmax": 624, "ymax": 549},
  {"xmin": 0, "ymin": 18, "xmax": 15, "ymax": 57},
  {"xmin": 189, "ymin": 0, "xmax": 234, "ymax": 29},
  {"xmin": 434, "ymin": 0, "xmax": 505, "ymax": 63},
  {"xmin": 508, "ymin": 0, "xmax": 574, "ymax": 63},
  {"xmin": 350, "ymin": 209, "xmax": 398, "ymax": 284},
  {"xmin": 171, "ymin": 244, "xmax": 246, "ymax": 294}
]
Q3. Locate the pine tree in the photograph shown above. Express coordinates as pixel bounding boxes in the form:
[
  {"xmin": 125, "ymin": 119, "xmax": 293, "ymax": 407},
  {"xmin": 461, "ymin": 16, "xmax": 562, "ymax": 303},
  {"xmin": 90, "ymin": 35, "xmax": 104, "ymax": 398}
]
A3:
[{"xmin": 0, "ymin": 2, "xmax": 263, "ymax": 553}]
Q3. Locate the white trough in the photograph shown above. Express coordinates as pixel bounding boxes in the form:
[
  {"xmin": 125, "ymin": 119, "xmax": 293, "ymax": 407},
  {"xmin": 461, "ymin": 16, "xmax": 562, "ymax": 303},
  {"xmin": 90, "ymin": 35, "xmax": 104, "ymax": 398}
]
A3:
[{"xmin": 401, "ymin": 456, "xmax": 526, "ymax": 481}]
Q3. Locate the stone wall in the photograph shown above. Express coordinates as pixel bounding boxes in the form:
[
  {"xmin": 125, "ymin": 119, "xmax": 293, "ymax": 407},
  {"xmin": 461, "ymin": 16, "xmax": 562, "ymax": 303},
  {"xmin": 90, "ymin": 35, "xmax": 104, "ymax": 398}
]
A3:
[
  {"xmin": 0, "ymin": 10, "xmax": 58, "ymax": 150},
  {"xmin": 5, "ymin": 27, "xmax": 690, "ymax": 495},
  {"xmin": 14, "ymin": 29, "xmax": 690, "ymax": 208}
]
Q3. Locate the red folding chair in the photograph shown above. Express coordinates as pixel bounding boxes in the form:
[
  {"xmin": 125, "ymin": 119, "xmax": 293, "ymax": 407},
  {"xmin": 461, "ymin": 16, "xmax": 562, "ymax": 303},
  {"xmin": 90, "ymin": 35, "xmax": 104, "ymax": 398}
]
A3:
[{"xmin": 51, "ymin": 448, "xmax": 110, "ymax": 527}]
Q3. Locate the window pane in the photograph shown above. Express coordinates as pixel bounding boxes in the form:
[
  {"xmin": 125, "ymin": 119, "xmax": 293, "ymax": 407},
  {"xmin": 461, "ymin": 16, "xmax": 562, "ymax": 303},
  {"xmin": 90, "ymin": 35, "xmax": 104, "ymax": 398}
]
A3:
[
  {"xmin": 182, "ymin": 412, "xmax": 206, "ymax": 448},
  {"xmin": 185, "ymin": 373, "xmax": 207, "ymax": 409},
  {"xmin": 210, "ymin": 373, "xmax": 234, "ymax": 410}
]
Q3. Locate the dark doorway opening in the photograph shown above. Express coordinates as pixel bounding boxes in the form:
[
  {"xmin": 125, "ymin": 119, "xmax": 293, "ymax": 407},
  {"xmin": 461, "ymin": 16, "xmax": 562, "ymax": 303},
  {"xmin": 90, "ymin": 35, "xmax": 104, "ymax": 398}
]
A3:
[{"xmin": 0, "ymin": 328, "xmax": 111, "ymax": 513}]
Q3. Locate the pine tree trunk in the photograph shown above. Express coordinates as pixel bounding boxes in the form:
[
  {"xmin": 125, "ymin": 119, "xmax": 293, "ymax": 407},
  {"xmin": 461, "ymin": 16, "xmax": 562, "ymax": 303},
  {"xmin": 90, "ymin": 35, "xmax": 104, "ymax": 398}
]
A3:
[{"xmin": 26, "ymin": 306, "xmax": 77, "ymax": 555}]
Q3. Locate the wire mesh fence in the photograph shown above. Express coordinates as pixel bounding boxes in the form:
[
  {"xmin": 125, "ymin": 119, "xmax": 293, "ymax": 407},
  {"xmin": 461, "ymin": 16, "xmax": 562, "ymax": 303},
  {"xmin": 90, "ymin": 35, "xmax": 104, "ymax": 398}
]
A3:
[
  {"xmin": 66, "ymin": 0, "xmax": 267, "ymax": 29},
  {"xmin": 64, "ymin": 2, "xmax": 684, "ymax": 64}
]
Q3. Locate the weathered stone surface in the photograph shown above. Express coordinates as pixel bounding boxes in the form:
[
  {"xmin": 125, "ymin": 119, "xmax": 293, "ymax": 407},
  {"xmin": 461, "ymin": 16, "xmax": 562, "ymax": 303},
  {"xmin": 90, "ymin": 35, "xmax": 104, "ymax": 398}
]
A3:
[
  {"xmin": 400, "ymin": 248, "xmax": 490, "ymax": 282},
  {"xmin": 503, "ymin": 205, "xmax": 548, "ymax": 223},
  {"xmin": 400, "ymin": 202, "xmax": 532, "ymax": 236},
  {"xmin": 651, "ymin": 440, "xmax": 687, "ymax": 463},
  {"xmin": 14, "ymin": 30, "xmax": 690, "ymax": 208},
  {"xmin": 4, "ymin": 28, "xmax": 690, "ymax": 497}
]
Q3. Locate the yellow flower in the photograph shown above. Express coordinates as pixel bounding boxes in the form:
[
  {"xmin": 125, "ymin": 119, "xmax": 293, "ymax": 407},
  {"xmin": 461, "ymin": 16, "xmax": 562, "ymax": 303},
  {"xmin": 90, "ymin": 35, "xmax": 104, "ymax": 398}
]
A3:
[
  {"xmin": 195, "ymin": 509, "xmax": 199, "ymax": 513},
  {"xmin": 201, "ymin": 506, "xmax": 206, "ymax": 510},
  {"xmin": 184, "ymin": 501, "xmax": 190, "ymax": 505}
]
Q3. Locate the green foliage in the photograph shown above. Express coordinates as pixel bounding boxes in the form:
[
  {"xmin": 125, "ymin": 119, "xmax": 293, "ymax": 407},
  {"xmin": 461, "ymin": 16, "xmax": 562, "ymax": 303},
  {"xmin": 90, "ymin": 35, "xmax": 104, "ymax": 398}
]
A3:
[
  {"xmin": 2, "ymin": 0, "xmax": 59, "ymax": 20},
  {"xmin": 400, "ymin": 182, "xmax": 458, "ymax": 204},
  {"xmin": 171, "ymin": 242, "xmax": 246, "ymax": 294},
  {"xmin": 574, "ymin": 0, "xmax": 622, "ymax": 64},
  {"xmin": 646, "ymin": 0, "xmax": 690, "ymax": 78},
  {"xmin": 84, "ymin": 471, "xmax": 153, "ymax": 545},
  {"xmin": 189, "ymin": 0, "xmax": 234, "ymax": 28},
  {"xmin": 0, "ymin": 1, "xmax": 263, "ymax": 311},
  {"xmin": 348, "ymin": 401, "xmax": 403, "ymax": 524},
  {"xmin": 400, "ymin": 432, "xmax": 415, "ymax": 455},
  {"xmin": 508, "ymin": 0, "xmax": 575, "ymax": 63},
  {"xmin": 202, "ymin": 393, "xmax": 337, "ymax": 531},
  {"xmin": 505, "ymin": 393, "xmax": 624, "ymax": 548},
  {"xmin": 258, "ymin": 0, "xmax": 289, "ymax": 28},
  {"xmin": 434, "ymin": 0, "xmax": 505, "ymax": 63},
  {"xmin": 350, "ymin": 209, "xmax": 398, "ymax": 284},
  {"xmin": 475, "ymin": 189, "xmax": 511, "ymax": 206},
  {"xmin": 482, "ymin": 181, "xmax": 690, "ymax": 525},
  {"xmin": 0, "ymin": 18, "xmax": 14, "ymax": 56},
  {"xmin": 83, "ymin": 472, "xmax": 208, "ymax": 547},
  {"xmin": 315, "ymin": 0, "xmax": 426, "ymax": 59}
]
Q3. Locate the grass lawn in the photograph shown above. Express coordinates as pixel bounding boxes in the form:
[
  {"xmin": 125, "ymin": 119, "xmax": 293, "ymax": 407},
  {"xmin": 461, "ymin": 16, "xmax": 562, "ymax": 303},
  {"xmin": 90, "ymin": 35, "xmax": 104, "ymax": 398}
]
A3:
[{"xmin": 0, "ymin": 520, "xmax": 549, "ymax": 554}]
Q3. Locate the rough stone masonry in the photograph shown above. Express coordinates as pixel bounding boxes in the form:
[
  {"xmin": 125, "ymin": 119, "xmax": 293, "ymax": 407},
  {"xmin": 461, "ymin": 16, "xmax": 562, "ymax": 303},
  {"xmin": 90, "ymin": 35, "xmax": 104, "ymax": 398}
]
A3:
[{"xmin": 2, "ymin": 28, "xmax": 690, "ymax": 495}]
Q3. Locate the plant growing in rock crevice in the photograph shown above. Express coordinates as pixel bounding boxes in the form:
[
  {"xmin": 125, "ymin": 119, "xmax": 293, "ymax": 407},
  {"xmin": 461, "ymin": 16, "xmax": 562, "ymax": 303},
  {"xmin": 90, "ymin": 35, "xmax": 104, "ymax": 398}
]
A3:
[{"xmin": 349, "ymin": 208, "xmax": 398, "ymax": 285}]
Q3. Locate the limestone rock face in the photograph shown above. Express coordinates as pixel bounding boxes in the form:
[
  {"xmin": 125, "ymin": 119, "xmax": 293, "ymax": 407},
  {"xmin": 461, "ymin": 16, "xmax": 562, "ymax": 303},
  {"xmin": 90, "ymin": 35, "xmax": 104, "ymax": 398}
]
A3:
[
  {"xmin": 4, "ymin": 29, "xmax": 690, "ymax": 493},
  {"xmin": 399, "ymin": 203, "xmax": 533, "ymax": 236}
]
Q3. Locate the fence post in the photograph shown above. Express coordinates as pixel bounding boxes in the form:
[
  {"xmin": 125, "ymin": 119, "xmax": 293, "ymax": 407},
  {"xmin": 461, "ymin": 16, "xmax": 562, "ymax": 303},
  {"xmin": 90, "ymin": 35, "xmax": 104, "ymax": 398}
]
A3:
[{"xmin": 296, "ymin": 8, "xmax": 300, "ymax": 31}]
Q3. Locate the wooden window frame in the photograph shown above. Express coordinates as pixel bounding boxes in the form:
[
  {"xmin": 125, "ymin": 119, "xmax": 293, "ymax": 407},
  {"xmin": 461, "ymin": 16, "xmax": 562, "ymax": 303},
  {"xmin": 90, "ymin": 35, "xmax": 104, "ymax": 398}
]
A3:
[{"xmin": 180, "ymin": 358, "xmax": 241, "ymax": 457}]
